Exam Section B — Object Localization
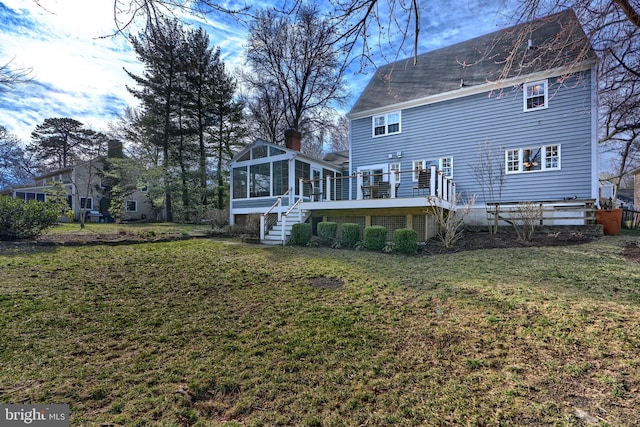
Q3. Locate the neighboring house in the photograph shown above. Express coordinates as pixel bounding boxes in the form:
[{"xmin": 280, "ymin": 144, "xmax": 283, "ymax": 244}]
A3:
[
  {"xmin": 3, "ymin": 159, "xmax": 154, "ymax": 223},
  {"xmin": 230, "ymin": 9, "xmax": 599, "ymax": 244}
]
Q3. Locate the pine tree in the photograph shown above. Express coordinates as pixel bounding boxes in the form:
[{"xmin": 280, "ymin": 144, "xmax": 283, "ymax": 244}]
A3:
[
  {"xmin": 125, "ymin": 17, "xmax": 186, "ymax": 222},
  {"xmin": 28, "ymin": 118, "xmax": 94, "ymax": 170}
]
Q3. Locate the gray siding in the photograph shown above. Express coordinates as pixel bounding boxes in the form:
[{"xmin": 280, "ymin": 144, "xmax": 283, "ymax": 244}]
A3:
[{"xmin": 350, "ymin": 72, "xmax": 594, "ymax": 203}]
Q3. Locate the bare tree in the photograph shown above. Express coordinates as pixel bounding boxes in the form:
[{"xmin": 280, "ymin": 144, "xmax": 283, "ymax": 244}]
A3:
[
  {"xmin": 328, "ymin": 115, "xmax": 350, "ymax": 153},
  {"xmin": 0, "ymin": 59, "xmax": 32, "ymax": 91},
  {"xmin": 243, "ymin": 3, "xmax": 348, "ymax": 151},
  {"xmin": 106, "ymin": 0, "xmax": 250, "ymax": 36},
  {"xmin": 0, "ymin": 126, "xmax": 36, "ymax": 189},
  {"xmin": 471, "ymin": 140, "xmax": 505, "ymax": 234}
]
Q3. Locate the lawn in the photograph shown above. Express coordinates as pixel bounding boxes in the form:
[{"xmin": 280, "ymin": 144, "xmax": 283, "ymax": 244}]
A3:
[{"xmin": 1, "ymin": 229, "xmax": 639, "ymax": 426}]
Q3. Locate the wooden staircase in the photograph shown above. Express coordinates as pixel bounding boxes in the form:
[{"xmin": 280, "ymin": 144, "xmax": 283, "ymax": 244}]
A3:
[{"xmin": 261, "ymin": 201, "xmax": 309, "ymax": 245}]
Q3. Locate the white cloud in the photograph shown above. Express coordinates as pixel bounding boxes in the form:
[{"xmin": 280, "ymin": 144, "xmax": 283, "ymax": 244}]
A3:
[{"xmin": 0, "ymin": 0, "xmax": 518, "ymax": 143}]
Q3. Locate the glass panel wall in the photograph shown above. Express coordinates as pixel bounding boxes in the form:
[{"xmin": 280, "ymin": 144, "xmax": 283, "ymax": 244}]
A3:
[
  {"xmin": 250, "ymin": 163, "xmax": 270, "ymax": 197},
  {"xmin": 233, "ymin": 167, "xmax": 247, "ymax": 199},
  {"xmin": 273, "ymin": 160, "xmax": 289, "ymax": 196}
]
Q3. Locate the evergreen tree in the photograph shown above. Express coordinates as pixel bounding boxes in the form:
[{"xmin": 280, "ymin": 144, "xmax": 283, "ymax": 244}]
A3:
[
  {"xmin": 125, "ymin": 17, "xmax": 186, "ymax": 222},
  {"xmin": 28, "ymin": 118, "xmax": 95, "ymax": 170}
]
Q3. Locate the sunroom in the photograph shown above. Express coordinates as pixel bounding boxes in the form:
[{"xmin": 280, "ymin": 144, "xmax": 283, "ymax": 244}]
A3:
[{"xmin": 228, "ymin": 135, "xmax": 345, "ymax": 227}]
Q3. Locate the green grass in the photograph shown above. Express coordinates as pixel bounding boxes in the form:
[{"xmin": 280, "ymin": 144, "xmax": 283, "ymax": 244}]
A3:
[
  {"xmin": 41, "ymin": 222, "xmax": 210, "ymax": 237},
  {"xmin": 1, "ymin": 230, "xmax": 639, "ymax": 426}
]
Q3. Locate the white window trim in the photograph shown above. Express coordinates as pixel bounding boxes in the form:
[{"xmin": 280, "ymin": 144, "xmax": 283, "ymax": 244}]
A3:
[
  {"xmin": 390, "ymin": 162, "xmax": 401, "ymax": 182},
  {"xmin": 412, "ymin": 157, "xmax": 453, "ymax": 181},
  {"xmin": 372, "ymin": 111, "xmax": 401, "ymax": 137},
  {"xmin": 505, "ymin": 144, "xmax": 561, "ymax": 174},
  {"xmin": 126, "ymin": 200, "xmax": 138, "ymax": 212},
  {"xmin": 523, "ymin": 79, "xmax": 549, "ymax": 112}
]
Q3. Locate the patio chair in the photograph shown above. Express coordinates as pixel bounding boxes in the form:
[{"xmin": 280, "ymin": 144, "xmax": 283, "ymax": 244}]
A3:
[
  {"xmin": 374, "ymin": 181, "xmax": 391, "ymax": 198},
  {"xmin": 304, "ymin": 181, "xmax": 323, "ymax": 201},
  {"xmin": 361, "ymin": 185, "xmax": 372, "ymax": 199},
  {"xmin": 412, "ymin": 169, "xmax": 430, "ymax": 196}
]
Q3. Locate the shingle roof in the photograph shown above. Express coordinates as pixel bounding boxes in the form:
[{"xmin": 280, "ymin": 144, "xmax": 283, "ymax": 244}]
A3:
[{"xmin": 348, "ymin": 9, "xmax": 597, "ymax": 116}]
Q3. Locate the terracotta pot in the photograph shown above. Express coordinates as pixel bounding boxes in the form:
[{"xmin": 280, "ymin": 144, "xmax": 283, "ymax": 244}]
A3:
[{"xmin": 595, "ymin": 208, "xmax": 622, "ymax": 235}]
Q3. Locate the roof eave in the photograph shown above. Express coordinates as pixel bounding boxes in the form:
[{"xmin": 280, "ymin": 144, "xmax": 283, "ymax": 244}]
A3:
[{"xmin": 347, "ymin": 60, "xmax": 597, "ymax": 120}]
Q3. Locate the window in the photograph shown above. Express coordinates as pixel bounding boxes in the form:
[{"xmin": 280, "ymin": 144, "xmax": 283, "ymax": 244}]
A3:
[
  {"xmin": 524, "ymin": 80, "xmax": 548, "ymax": 111},
  {"xmin": 272, "ymin": 160, "xmax": 289, "ymax": 196},
  {"xmin": 270, "ymin": 146, "xmax": 286, "ymax": 156},
  {"xmin": 440, "ymin": 157, "xmax": 453, "ymax": 178},
  {"xmin": 233, "ymin": 167, "xmax": 247, "ymax": 199},
  {"xmin": 15, "ymin": 192, "xmax": 46, "ymax": 202},
  {"xmin": 373, "ymin": 111, "xmax": 401, "ymax": 136},
  {"xmin": 358, "ymin": 164, "xmax": 388, "ymax": 186},
  {"xmin": 250, "ymin": 163, "xmax": 270, "ymax": 197},
  {"xmin": 505, "ymin": 144, "xmax": 560, "ymax": 174},
  {"xmin": 126, "ymin": 200, "xmax": 137, "ymax": 212},
  {"xmin": 80, "ymin": 197, "xmax": 92, "ymax": 209},
  {"xmin": 390, "ymin": 162, "xmax": 401, "ymax": 182},
  {"xmin": 252, "ymin": 146, "xmax": 268, "ymax": 159},
  {"xmin": 412, "ymin": 157, "xmax": 453, "ymax": 180},
  {"xmin": 295, "ymin": 160, "xmax": 310, "ymax": 196}
]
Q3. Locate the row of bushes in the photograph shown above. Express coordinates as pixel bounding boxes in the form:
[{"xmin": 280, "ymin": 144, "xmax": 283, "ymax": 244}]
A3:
[{"xmin": 290, "ymin": 221, "xmax": 418, "ymax": 254}]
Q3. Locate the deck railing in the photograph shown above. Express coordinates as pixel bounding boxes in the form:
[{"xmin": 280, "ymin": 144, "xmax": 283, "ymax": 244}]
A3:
[{"xmin": 299, "ymin": 164, "xmax": 456, "ymax": 203}]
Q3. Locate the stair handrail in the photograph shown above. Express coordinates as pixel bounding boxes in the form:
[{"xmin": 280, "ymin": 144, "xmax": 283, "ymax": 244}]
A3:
[
  {"xmin": 260, "ymin": 188, "xmax": 291, "ymax": 240},
  {"xmin": 281, "ymin": 197, "xmax": 304, "ymax": 244}
]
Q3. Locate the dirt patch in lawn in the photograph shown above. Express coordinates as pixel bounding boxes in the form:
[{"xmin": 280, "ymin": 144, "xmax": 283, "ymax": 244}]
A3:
[
  {"xmin": 622, "ymin": 240, "xmax": 640, "ymax": 264},
  {"xmin": 310, "ymin": 276, "xmax": 344, "ymax": 290}
]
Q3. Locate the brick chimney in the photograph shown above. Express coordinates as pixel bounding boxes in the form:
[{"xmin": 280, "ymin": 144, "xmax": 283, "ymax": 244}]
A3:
[{"xmin": 284, "ymin": 128, "xmax": 302, "ymax": 151}]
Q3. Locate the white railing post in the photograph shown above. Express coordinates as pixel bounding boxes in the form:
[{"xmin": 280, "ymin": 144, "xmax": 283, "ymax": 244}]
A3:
[
  {"xmin": 430, "ymin": 164, "xmax": 437, "ymax": 196},
  {"xmin": 390, "ymin": 170, "xmax": 397, "ymax": 198},
  {"xmin": 276, "ymin": 196, "xmax": 282, "ymax": 222},
  {"xmin": 326, "ymin": 176, "xmax": 331, "ymax": 201},
  {"xmin": 281, "ymin": 213, "xmax": 287, "ymax": 245},
  {"xmin": 260, "ymin": 215, "xmax": 265, "ymax": 240},
  {"xmin": 356, "ymin": 172, "xmax": 364, "ymax": 200},
  {"xmin": 299, "ymin": 178, "xmax": 304, "ymax": 201}
]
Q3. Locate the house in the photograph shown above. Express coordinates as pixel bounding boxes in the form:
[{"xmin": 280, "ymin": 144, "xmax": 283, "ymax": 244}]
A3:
[
  {"xmin": 230, "ymin": 9, "xmax": 599, "ymax": 244},
  {"xmin": 3, "ymin": 159, "xmax": 154, "ymax": 223}
]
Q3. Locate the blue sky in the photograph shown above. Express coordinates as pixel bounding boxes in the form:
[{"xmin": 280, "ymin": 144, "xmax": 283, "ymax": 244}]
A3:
[{"xmin": 0, "ymin": 0, "xmax": 515, "ymax": 144}]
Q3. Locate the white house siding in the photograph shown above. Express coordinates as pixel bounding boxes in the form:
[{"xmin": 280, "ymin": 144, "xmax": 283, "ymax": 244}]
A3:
[{"xmin": 350, "ymin": 71, "xmax": 595, "ymax": 204}]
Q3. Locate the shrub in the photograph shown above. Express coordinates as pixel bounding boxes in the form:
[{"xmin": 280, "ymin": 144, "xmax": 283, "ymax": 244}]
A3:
[
  {"xmin": 204, "ymin": 208, "xmax": 230, "ymax": 229},
  {"xmin": 0, "ymin": 196, "xmax": 61, "ymax": 240},
  {"xmin": 341, "ymin": 223, "xmax": 360, "ymax": 248},
  {"xmin": 291, "ymin": 223, "xmax": 312, "ymax": 246},
  {"xmin": 394, "ymin": 228, "xmax": 418, "ymax": 254},
  {"xmin": 363, "ymin": 226, "xmax": 387, "ymax": 251},
  {"xmin": 317, "ymin": 221, "xmax": 337, "ymax": 245},
  {"xmin": 434, "ymin": 193, "xmax": 477, "ymax": 248}
]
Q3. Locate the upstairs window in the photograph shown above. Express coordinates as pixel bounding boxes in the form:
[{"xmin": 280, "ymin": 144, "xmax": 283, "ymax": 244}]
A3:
[
  {"xmin": 524, "ymin": 80, "xmax": 548, "ymax": 111},
  {"xmin": 373, "ymin": 112, "xmax": 401, "ymax": 137},
  {"xmin": 506, "ymin": 144, "xmax": 560, "ymax": 174}
]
